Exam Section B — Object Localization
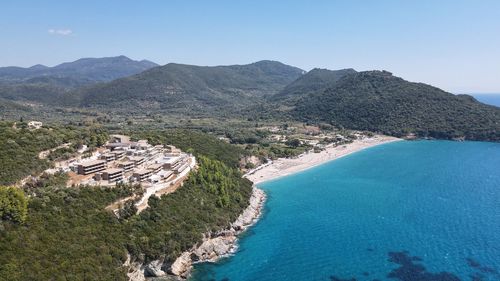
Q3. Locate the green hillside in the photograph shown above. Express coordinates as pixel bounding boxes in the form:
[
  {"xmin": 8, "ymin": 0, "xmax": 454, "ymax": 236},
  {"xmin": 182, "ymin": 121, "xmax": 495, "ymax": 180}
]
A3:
[
  {"xmin": 270, "ymin": 68, "xmax": 356, "ymax": 104},
  {"xmin": 0, "ymin": 126, "xmax": 252, "ymax": 281},
  {"xmin": 79, "ymin": 60, "xmax": 304, "ymax": 114},
  {"xmin": 291, "ymin": 71, "xmax": 500, "ymax": 141}
]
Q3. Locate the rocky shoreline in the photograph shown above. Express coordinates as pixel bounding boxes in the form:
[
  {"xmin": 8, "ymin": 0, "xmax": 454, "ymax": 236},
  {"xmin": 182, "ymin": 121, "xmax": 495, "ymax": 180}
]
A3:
[{"xmin": 127, "ymin": 187, "xmax": 267, "ymax": 281}]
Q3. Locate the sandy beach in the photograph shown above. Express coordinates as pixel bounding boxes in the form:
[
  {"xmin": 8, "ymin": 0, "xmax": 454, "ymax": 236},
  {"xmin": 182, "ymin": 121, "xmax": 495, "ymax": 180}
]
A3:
[{"xmin": 245, "ymin": 135, "xmax": 401, "ymax": 184}]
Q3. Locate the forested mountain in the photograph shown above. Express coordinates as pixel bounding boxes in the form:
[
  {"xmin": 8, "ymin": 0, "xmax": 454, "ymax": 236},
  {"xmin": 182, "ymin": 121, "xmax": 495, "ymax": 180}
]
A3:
[
  {"xmin": 0, "ymin": 83, "xmax": 76, "ymax": 106},
  {"xmin": 290, "ymin": 71, "xmax": 500, "ymax": 141},
  {"xmin": 1, "ymin": 57, "xmax": 499, "ymax": 141},
  {"xmin": 79, "ymin": 60, "xmax": 304, "ymax": 112},
  {"xmin": 0, "ymin": 56, "xmax": 158, "ymax": 107},
  {"xmin": 0, "ymin": 56, "xmax": 158, "ymax": 86},
  {"xmin": 270, "ymin": 68, "xmax": 356, "ymax": 104}
]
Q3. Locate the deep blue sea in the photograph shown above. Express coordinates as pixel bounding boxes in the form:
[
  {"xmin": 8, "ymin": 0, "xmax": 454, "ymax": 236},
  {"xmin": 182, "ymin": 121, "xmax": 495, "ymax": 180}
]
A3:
[
  {"xmin": 471, "ymin": 94, "xmax": 500, "ymax": 107},
  {"xmin": 191, "ymin": 140, "xmax": 500, "ymax": 281}
]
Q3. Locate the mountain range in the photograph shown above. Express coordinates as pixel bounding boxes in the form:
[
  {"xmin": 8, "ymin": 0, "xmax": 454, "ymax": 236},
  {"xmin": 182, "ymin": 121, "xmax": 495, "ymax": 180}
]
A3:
[
  {"xmin": 79, "ymin": 60, "xmax": 304, "ymax": 112},
  {"xmin": 0, "ymin": 56, "xmax": 158, "ymax": 86},
  {"xmin": 0, "ymin": 57, "xmax": 499, "ymax": 141},
  {"xmin": 0, "ymin": 56, "xmax": 158, "ymax": 105}
]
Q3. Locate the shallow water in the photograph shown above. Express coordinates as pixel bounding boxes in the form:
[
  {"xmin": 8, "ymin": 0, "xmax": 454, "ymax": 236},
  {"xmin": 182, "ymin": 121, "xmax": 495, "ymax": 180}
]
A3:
[{"xmin": 191, "ymin": 140, "xmax": 500, "ymax": 281}]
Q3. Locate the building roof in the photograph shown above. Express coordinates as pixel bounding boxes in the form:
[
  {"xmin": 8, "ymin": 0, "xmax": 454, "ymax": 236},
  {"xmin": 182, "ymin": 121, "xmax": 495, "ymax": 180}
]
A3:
[
  {"xmin": 118, "ymin": 161, "xmax": 135, "ymax": 166},
  {"xmin": 128, "ymin": 156, "xmax": 145, "ymax": 162},
  {"xmin": 159, "ymin": 170, "xmax": 173, "ymax": 177},
  {"xmin": 106, "ymin": 143, "xmax": 130, "ymax": 148},
  {"xmin": 159, "ymin": 156, "xmax": 180, "ymax": 164},
  {"xmin": 133, "ymin": 169, "xmax": 152, "ymax": 176},
  {"xmin": 79, "ymin": 160, "xmax": 106, "ymax": 167},
  {"xmin": 101, "ymin": 153, "xmax": 115, "ymax": 157},
  {"xmin": 102, "ymin": 168, "xmax": 123, "ymax": 174},
  {"xmin": 148, "ymin": 163, "xmax": 163, "ymax": 170}
]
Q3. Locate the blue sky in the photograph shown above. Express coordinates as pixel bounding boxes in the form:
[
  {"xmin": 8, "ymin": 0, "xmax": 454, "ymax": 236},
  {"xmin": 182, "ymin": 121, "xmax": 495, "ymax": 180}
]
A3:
[{"xmin": 1, "ymin": 0, "xmax": 499, "ymax": 93}]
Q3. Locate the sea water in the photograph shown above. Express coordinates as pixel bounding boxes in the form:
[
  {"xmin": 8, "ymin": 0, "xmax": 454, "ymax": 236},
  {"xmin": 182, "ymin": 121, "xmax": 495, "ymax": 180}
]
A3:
[
  {"xmin": 472, "ymin": 93, "xmax": 500, "ymax": 107},
  {"xmin": 191, "ymin": 140, "xmax": 500, "ymax": 281}
]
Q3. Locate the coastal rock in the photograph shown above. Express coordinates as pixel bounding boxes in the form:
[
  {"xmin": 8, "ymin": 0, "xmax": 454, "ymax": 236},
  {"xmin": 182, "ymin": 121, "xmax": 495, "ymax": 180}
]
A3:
[
  {"xmin": 145, "ymin": 260, "xmax": 167, "ymax": 277},
  {"xmin": 193, "ymin": 236, "xmax": 237, "ymax": 261},
  {"xmin": 170, "ymin": 252, "xmax": 192, "ymax": 277},
  {"xmin": 128, "ymin": 265, "xmax": 147, "ymax": 281},
  {"xmin": 167, "ymin": 187, "xmax": 266, "ymax": 278},
  {"xmin": 232, "ymin": 188, "xmax": 265, "ymax": 230},
  {"xmin": 127, "ymin": 187, "xmax": 266, "ymax": 281}
]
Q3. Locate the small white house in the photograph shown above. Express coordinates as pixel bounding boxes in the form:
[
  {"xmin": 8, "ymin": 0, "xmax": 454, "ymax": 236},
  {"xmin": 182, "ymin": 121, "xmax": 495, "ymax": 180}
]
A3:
[{"xmin": 28, "ymin": 121, "xmax": 43, "ymax": 129}]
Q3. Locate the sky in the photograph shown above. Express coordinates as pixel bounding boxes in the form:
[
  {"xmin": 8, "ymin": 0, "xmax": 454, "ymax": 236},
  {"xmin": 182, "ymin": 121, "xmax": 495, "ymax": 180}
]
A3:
[{"xmin": 1, "ymin": 0, "xmax": 499, "ymax": 93}]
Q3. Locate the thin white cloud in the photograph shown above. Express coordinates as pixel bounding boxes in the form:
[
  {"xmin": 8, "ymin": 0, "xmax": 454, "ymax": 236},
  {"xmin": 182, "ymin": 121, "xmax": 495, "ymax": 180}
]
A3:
[{"xmin": 48, "ymin": 29, "xmax": 73, "ymax": 36}]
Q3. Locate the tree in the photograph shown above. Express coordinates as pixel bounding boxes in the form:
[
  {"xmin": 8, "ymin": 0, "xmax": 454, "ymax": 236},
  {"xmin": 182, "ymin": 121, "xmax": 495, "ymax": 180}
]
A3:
[
  {"xmin": 0, "ymin": 186, "xmax": 28, "ymax": 223},
  {"xmin": 285, "ymin": 138, "xmax": 301, "ymax": 148}
]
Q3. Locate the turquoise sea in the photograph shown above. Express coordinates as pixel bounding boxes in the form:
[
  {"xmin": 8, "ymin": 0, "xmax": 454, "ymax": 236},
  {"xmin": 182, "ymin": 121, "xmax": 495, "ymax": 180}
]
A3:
[{"xmin": 191, "ymin": 140, "xmax": 500, "ymax": 281}]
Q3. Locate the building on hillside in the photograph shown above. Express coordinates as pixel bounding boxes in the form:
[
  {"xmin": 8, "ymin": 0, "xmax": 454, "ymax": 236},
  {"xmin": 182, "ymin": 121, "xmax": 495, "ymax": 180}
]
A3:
[
  {"xmin": 106, "ymin": 142, "xmax": 131, "ymax": 151},
  {"xmin": 110, "ymin": 135, "xmax": 131, "ymax": 144},
  {"xmin": 99, "ymin": 153, "xmax": 116, "ymax": 162},
  {"xmin": 147, "ymin": 163, "xmax": 163, "ymax": 174},
  {"xmin": 160, "ymin": 156, "xmax": 181, "ymax": 170},
  {"xmin": 128, "ymin": 149, "xmax": 146, "ymax": 156},
  {"xmin": 158, "ymin": 170, "xmax": 174, "ymax": 181},
  {"xmin": 111, "ymin": 150, "xmax": 126, "ymax": 160},
  {"xmin": 77, "ymin": 160, "xmax": 106, "ymax": 175},
  {"xmin": 118, "ymin": 161, "xmax": 135, "ymax": 172},
  {"xmin": 165, "ymin": 145, "xmax": 182, "ymax": 155},
  {"xmin": 133, "ymin": 169, "xmax": 153, "ymax": 182},
  {"xmin": 28, "ymin": 121, "xmax": 43, "ymax": 129},
  {"xmin": 101, "ymin": 168, "xmax": 124, "ymax": 183},
  {"xmin": 173, "ymin": 162, "xmax": 190, "ymax": 174},
  {"xmin": 128, "ymin": 156, "xmax": 145, "ymax": 167},
  {"xmin": 130, "ymin": 140, "xmax": 151, "ymax": 151}
]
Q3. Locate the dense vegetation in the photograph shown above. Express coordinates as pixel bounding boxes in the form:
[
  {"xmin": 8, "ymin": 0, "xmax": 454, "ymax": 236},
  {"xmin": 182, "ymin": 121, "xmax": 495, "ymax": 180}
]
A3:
[
  {"xmin": 0, "ymin": 186, "xmax": 28, "ymax": 223},
  {"xmin": 292, "ymin": 71, "xmax": 500, "ymax": 141},
  {"xmin": 0, "ymin": 82, "xmax": 77, "ymax": 106},
  {"xmin": 0, "ymin": 122, "xmax": 108, "ymax": 185},
  {"xmin": 0, "ymin": 182, "xmax": 138, "ymax": 281},
  {"xmin": 2, "ymin": 58, "xmax": 500, "ymax": 142},
  {"xmin": 131, "ymin": 129, "xmax": 248, "ymax": 167},
  {"xmin": 128, "ymin": 156, "xmax": 252, "ymax": 262},
  {"xmin": 0, "ymin": 126, "xmax": 253, "ymax": 280},
  {"xmin": 79, "ymin": 60, "xmax": 304, "ymax": 113},
  {"xmin": 270, "ymin": 68, "xmax": 356, "ymax": 104}
]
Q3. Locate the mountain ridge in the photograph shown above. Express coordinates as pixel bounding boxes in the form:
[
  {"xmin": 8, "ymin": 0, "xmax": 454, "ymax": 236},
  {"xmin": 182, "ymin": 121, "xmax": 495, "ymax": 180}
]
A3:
[
  {"xmin": 290, "ymin": 70, "xmax": 500, "ymax": 141},
  {"xmin": 78, "ymin": 60, "xmax": 305, "ymax": 112},
  {"xmin": 0, "ymin": 55, "xmax": 159, "ymax": 85},
  {"xmin": 0, "ymin": 58, "xmax": 499, "ymax": 141}
]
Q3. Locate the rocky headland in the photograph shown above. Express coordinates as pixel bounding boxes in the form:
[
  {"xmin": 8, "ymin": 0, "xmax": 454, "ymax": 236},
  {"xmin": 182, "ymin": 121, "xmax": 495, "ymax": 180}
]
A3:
[{"xmin": 127, "ymin": 187, "xmax": 266, "ymax": 280}]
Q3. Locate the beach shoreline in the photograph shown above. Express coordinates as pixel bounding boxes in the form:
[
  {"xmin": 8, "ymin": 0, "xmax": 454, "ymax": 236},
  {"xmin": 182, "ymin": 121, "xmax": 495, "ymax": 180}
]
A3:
[
  {"xmin": 245, "ymin": 135, "xmax": 402, "ymax": 185},
  {"xmin": 127, "ymin": 135, "xmax": 400, "ymax": 281}
]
